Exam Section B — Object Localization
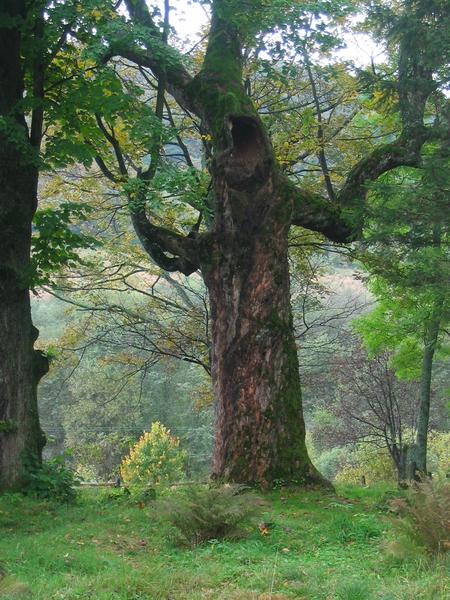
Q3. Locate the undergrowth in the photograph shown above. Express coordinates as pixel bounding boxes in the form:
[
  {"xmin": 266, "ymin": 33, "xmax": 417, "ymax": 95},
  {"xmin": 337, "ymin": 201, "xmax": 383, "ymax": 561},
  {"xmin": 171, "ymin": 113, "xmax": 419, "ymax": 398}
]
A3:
[
  {"xmin": 156, "ymin": 484, "xmax": 264, "ymax": 547},
  {"xmin": 0, "ymin": 484, "xmax": 448, "ymax": 599},
  {"xmin": 388, "ymin": 481, "xmax": 450, "ymax": 555}
]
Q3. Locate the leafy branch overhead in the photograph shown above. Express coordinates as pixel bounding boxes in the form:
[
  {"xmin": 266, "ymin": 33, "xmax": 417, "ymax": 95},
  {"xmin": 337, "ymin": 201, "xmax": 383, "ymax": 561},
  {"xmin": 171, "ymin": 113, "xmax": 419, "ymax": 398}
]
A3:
[
  {"xmin": 31, "ymin": 203, "xmax": 99, "ymax": 288},
  {"xmin": 65, "ymin": 0, "xmax": 450, "ymax": 275}
]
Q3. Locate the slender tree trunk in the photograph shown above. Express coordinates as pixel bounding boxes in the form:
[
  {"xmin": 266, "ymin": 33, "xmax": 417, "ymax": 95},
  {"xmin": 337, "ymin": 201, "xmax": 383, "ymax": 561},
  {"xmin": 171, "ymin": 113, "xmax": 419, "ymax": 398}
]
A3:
[
  {"xmin": 412, "ymin": 297, "xmax": 443, "ymax": 477},
  {"xmin": 0, "ymin": 0, "xmax": 48, "ymax": 490}
]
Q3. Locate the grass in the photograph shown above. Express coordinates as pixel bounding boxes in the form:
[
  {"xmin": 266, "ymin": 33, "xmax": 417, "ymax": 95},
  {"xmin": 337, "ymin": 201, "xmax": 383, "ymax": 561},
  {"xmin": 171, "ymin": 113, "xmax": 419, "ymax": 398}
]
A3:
[{"xmin": 0, "ymin": 484, "xmax": 448, "ymax": 599}]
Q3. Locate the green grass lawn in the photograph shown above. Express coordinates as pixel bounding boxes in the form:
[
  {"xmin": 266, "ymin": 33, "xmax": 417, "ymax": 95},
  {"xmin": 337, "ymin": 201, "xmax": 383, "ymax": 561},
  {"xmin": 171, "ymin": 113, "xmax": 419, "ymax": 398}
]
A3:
[{"xmin": 0, "ymin": 484, "xmax": 448, "ymax": 599}]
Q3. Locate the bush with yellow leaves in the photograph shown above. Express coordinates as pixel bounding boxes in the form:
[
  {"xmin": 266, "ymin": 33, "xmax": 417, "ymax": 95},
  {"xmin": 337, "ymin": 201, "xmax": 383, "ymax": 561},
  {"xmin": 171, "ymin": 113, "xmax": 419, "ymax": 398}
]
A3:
[
  {"xmin": 334, "ymin": 431, "xmax": 450, "ymax": 485},
  {"xmin": 335, "ymin": 443, "xmax": 396, "ymax": 485},
  {"xmin": 119, "ymin": 422, "xmax": 187, "ymax": 487}
]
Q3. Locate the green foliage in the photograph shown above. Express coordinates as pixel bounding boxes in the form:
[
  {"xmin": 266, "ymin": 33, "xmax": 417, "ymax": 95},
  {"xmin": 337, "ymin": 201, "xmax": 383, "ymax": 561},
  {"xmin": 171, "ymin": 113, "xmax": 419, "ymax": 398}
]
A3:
[
  {"xmin": 329, "ymin": 512, "xmax": 383, "ymax": 544},
  {"xmin": 72, "ymin": 433, "xmax": 134, "ymax": 482},
  {"xmin": 23, "ymin": 454, "xmax": 80, "ymax": 503},
  {"xmin": 157, "ymin": 484, "xmax": 264, "ymax": 547},
  {"xmin": 355, "ymin": 151, "xmax": 449, "ymax": 378},
  {"xmin": 314, "ymin": 446, "xmax": 349, "ymax": 481},
  {"xmin": 332, "ymin": 431, "xmax": 449, "ymax": 485},
  {"xmin": 389, "ymin": 482, "xmax": 450, "ymax": 555},
  {"xmin": 335, "ymin": 443, "xmax": 397, "ymax": 485},
  {"xmin": 31, "ymin": 202, "xmax": 99, "ymax": 287},
  {"xmin": 427, "ymin": 430, "xmax": 450, "ymax": 481},
  {"xmin": 119, "ymin": 422, "xmax": 186, "ymax": 487}
]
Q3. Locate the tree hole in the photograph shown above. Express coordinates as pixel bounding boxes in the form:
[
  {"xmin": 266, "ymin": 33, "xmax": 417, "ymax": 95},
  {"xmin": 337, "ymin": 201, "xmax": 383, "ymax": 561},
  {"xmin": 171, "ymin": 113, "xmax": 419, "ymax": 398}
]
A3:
[{"xmin": 230, "ymin": 117, "xmax": 264, "ymax": 167}]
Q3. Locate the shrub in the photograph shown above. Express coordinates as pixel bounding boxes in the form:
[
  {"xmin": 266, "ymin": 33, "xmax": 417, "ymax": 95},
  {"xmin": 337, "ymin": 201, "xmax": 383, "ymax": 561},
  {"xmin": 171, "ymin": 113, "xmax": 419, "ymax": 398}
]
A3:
[
  {"xmin": 23, "ymin": 453, "xmax": 80, "ymax": 503},
  {"xmin": 334, "ymin": 443, "xmax": 396, "ymax": 485},
  {"xmin": 157, "ymin": 484, "xmax": 264, "ymax": 547},
  {"xmin": 332, "ymin": 431, "xmax": 450, "ymax": 485},
  {"xmin": 119, "ymin": 422, "xmax": 186, "ymax": 487},
  {"xmin": 72, "ymin": 432, "xmax": 134, "ymax": 482},
  {"xmin": 314, "ymin": 446, "xmax": 350, "ymax": 481},
  {"xmin": 427, "ymin": 431, "xmax": 450, "ymax": 481},
  {"xmin": 335, "ymin": 579, "xmax": 372, "ymax": 600},
  {"xmin": 388, "ymin": 481, "xmax": 450, "ymax": 555}
]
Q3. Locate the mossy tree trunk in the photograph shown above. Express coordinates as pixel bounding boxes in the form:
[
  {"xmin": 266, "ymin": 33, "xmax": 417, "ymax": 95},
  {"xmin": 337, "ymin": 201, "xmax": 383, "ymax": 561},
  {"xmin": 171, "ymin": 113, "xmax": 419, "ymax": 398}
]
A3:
[
  {"xmin": 0, "ymin": 0, "xmax": 48, "ymax": 491},
  {"xmin": 191, "ymin": 9, "xmax": 323, "ymax": 485},
  {"xmin": 202, "ymin": 183, "xmax": 324, "ymax": 485},
  {"xmin": 407, "ymin": 296, "xmax": 444, "ymax": 480},
  {"xmin": 108, "ymin": 0, "xmax": 446, "ymax": 487}
]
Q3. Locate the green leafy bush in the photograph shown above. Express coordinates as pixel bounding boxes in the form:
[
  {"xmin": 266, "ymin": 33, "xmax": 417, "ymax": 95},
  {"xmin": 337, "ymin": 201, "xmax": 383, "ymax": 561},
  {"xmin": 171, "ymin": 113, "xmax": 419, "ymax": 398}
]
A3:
[
  {"xmin": 427, "ymin": 431, "xmax": 450, "ymax": 481},
  {"xmin": 157, "ymin": 484, "xmax": 264, "ymax": 547},
  {"xmin": 313, "ymin": 446, "xmax": 350, "ymax": 481},
  {"xmin": 119, "ymin": 422, "xmax": 186, "ymax": 487},
  {"xmin": 23, "ymin": 454, "xmax": 80, "ymax": 503},
  {"xmin": 388, "ymin": 481, "xmax": 450, "ymax": 555},
  {"xmin": 333, "ymin": 431, "xmax": 450, "ymax": 485}
]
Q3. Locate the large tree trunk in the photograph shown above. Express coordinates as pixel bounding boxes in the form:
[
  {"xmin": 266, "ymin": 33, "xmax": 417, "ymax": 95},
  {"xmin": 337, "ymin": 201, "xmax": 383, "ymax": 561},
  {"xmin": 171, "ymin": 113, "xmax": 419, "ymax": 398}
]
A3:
[
  {"xmin": 0, "ymin": 0, "xmax": 48, "ymax": 491},
  {"xmin": 200, "ymin": 115, "xmax": 325, "ymax": 487}
]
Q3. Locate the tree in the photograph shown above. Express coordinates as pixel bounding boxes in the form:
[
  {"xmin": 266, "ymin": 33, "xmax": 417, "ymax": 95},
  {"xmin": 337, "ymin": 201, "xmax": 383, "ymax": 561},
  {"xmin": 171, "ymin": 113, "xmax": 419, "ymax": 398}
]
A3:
[
  {"xmin": 355, "ymin": 145, "xmax": 449, "ymax": 479},
  {"xmin": 331, "ymin": 347, "xmax": 421, "ymax": 482},
  {"xmin": 62, "ymin": 0, "xmax": 446, "ymax": 487},
  {"xmin": 0, "ymin": 0, "xmax": 103, "ymax": 489},
  {"xmin": 0, "ymin": 0, "xmax": 49, "ymax": 489}
]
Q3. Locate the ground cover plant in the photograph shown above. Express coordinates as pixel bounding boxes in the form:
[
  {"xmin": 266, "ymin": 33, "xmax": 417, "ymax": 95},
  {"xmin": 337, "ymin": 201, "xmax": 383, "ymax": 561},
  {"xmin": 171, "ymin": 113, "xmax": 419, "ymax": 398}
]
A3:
[
  {"xmin": 388, "ymin": 481, "xmax": 450, "ymax": 556},
  {"xmin": 0, "ymin": 485, "xmax": 448, "ymax": 599}
]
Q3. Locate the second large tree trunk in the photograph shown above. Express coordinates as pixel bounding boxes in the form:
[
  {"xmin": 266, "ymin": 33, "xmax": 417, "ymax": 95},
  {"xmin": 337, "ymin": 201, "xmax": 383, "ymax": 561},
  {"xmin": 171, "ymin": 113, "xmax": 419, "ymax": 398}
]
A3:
[
  {"xmin": 0, "ymin": 157, "xmax": 48, "ymax": 490},
  {"xmin": 0, "ymin": 0, "xmax": 48, "ymax": 490}
]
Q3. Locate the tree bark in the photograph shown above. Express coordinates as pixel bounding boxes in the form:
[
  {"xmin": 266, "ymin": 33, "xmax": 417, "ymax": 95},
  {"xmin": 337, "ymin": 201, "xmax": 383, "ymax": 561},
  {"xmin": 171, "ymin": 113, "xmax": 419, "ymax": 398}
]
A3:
[
  {"xmin": 201, "ymin": 164, "xmax": 326, "ymax": 486},
  {"xmin": 0, "ymin": 0, "xmax": 48, "ymax": 490},
  {"xmin": 412, "ymin": 296, "xmax": 443, "ymax": 477},
  {"xmin": 188, "ymin": 7, "xmax": 328, "ymax": 487},
  {"xmin": 117, "ymin": 0, "xmax": 351, "ymax": 487}
]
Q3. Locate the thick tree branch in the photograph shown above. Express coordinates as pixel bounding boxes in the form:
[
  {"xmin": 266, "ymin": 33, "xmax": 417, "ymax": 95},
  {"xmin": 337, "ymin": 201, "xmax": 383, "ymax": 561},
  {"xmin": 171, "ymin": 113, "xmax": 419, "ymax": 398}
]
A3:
[
  {"xmin": 129, "ymin": 209, "xmax": 200, "ymax": 275},
  {"xmin": 335, "ymin": 127, "xmax": 431, "ymax": 235},
  {"xmin": 285, "ymin": 176, "xmax": 354, "ymax": 243}
]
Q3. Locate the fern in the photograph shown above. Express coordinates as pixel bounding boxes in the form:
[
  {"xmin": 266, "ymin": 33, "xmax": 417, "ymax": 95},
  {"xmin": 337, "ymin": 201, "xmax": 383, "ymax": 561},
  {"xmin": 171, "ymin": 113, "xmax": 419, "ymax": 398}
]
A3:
[
  {"xmin": 157, "ymin": 484, "xmax": 265, "ymax": 547},
  {"xmin": 389, "ymin": 481, "xmax": 450, "ymax": 555}
]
